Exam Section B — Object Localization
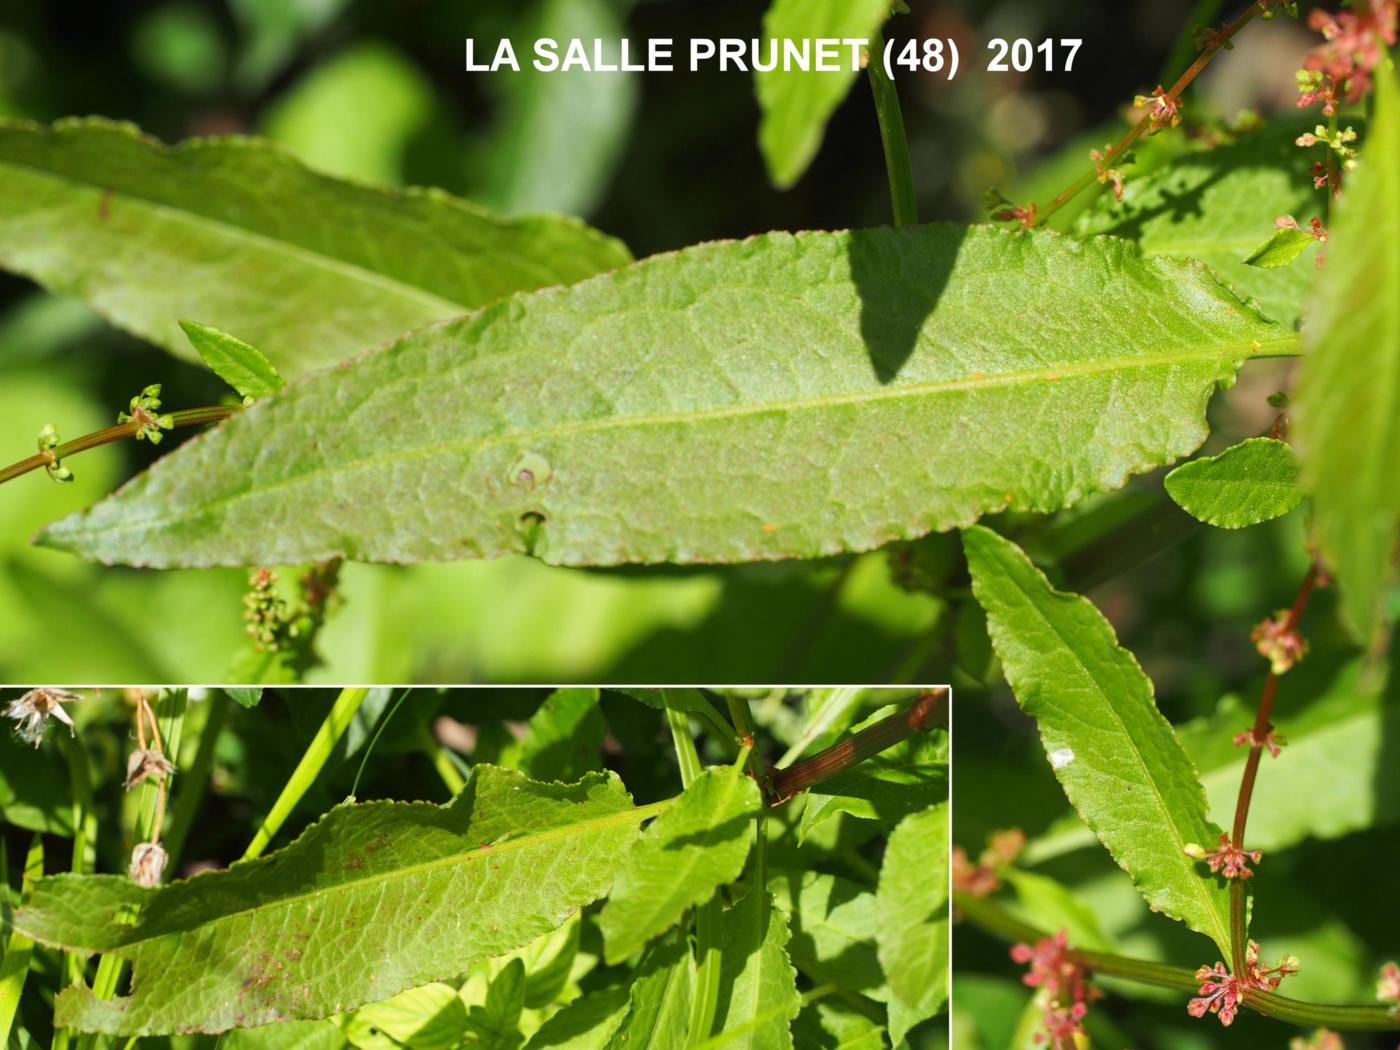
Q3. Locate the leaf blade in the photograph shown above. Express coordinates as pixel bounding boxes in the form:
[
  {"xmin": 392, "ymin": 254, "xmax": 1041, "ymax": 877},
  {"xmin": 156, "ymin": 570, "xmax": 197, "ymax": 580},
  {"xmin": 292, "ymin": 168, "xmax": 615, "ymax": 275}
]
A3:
[
  {"xmin": 1164, "ymin": 436, "xmax": 1302, "ymax": 529},
  {"xmin": 0, "ymin": 118, "xmax": 631, "ymax": 376},
  {"xmin": 14, "ymin": 766, "xmax": 650, "ymax": 1035},
  {"xmin": 180, "ymin": 320, "xmax": 286, "ymax": 401},
  {"xmin": 1294, "ymin": 63, "xmax": 1400, "ymax": 650},
  {"xmin": 38, "ymin": 225, "xmax": 1289, "ymax": 569},
  {"xmin": 962, "ymin": 525, "xmax": 1233, "ymax": 956},
  {"xmin": 876, "ymin": 803, "xmax": 949, "ymax": 1041},
  {"xmin": 600, "ymin": 765, "xmax": 760, "ymax": 965}
]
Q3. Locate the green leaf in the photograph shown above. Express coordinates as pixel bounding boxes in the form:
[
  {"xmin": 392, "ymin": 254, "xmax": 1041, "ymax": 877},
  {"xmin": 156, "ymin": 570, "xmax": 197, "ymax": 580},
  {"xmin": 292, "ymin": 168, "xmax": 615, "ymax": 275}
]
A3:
[
  {"xmin": 790, "ymin": 1002, "xmax": 885, "ymax": 1050},
  {"xmin": 876, "ymin": 803, "xmax": 948, "ymax": 1042},
  {"xmin": 1002, "ymin": 869, "xmax": 1114, "ymax": 952},
  {"xmin": 0, "ymin": 118, "xmax": 631, "ymax": 376},
  {"xmin": 180, "ymin": 320, "xmax": 286, "ymax": 402},
  {"xmin": 798, "ymin": 706, "xmax": 947, "ymax": 840},
  {"xmin": 1077, "ymin": 120, "xmax": 1329, "ymax": 326},
  {"xmin": 220, "ymin": 1020, "xmax": 348, "ymax": 1050},
  {"xmin": 962, "ymin": 525, "xmax": 1234, "ymax": 956},
  {"xmin": 338, "ymin": 984, "xmax": 466, "ymax": 1050},
  {"xmin": 226, "ymin": 687, "xmax": 264, "ymax": 708},
  {"xmin": 1294, "ymin": 64, "xmax": 1400, "ymax": 650},
  {"xmin": 756, "ymin": 0, "xmax": 892, "ymax": 188},
  {"xmin": 0, "ymin": 836, "xmax": 42, "ymax": 1047},
  {"xmin": 13, "ymin": 766, "xmax": 651, "ymax": 1035},
  {"xmin": 0, "ymin": 729, "xmax": 76, "ymax": 836},
  {"xmin": 38, "ymin": 225, "xmax": 1288, "ymax": 569},
  {"xmin": 700, "ymin": 890, "xmax": 800, "ymax": 1050},
  {"xmin": 770, "ymin": 872, "xmax": 888, "ymax": 1004},
  {"xmin": 606, "ymin": 932, "xmax": 694, "ymax": 1050},
  {"xmin": 600, "ymin": 765, "xmax": 760, "ymax": 964},
  {"xmin": 525, "ymin": 986, "xmax": 629, "ymax": 1050},
  {"xmin": 518, "ymin": 688, "xmax": 606, "ymax": 784},
  {"xmin": 1163, "ymin": 436, "xmax": 1302, "ymax": 529},
  {"xmin": 261, "ymin": 42, "xmax": 435, "ymax": 187},
  {"xmin": 1243, "ymin": 227, "xmax": 1317, "ymax": 269},
  {"xmin": 476, "ymin": 0, "xmax": 638, "ymax": 218}
]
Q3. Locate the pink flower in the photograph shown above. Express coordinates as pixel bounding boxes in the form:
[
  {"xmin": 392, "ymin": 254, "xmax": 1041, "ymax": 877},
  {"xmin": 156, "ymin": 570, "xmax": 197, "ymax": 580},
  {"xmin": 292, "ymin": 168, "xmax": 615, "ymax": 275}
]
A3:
[
  {"xmin": 1135, "ymin": 87, "xmax": 1183, "ymax": 133},
  {"xmin": 1253, "ymin": 610, "xmax": 1309, "ymax": 674},
  {"xmin": 1378, "ymin": 961, "xmax": 1400, "ymax": 1006},
  {"xmin": 1189, "ymin": 941, "xmax": 1300, "ymax": 1027},
  {"xmin": 1185, "ymin": 833, "xmax": 1262, "ymax": 880},
  {"xmin": 1011, "ymin": 929, "xmax": 1099, "ymax": 1047},
  {"xmin": 1233, "ymin": 725, "xmax": 1287, "ymax": 758}
]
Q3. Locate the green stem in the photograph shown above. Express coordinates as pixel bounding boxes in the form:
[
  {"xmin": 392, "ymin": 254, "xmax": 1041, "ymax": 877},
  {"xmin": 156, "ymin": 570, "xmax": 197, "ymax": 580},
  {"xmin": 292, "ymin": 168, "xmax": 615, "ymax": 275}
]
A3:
[
  {"xmin": 242, "ymin": 688, "xmax": 370, "ymax": 861},
  {"xmin": 164, "ymin": 692, "xmax": 231, "ymax": 870},
  {"xmin": 867, "ymin": 28, "xmax": 918, "ymax": 228},
  {"xmin": 663, "ymin": 691, "xmax": 723, "ymax": 1049},
  {"xmin": 0, "ymin": 836, "xmax": 42, "ymax": 1048},
  {"xmin": 775, "ymin": 688, "xmax": 865, "ymax": 770},
  {"xmin": 54, "ymin": 733, "xmax": 96, "ymax": 1050},
  {"xmin": 956, "ymin": 891, "xmax": 1400, "ymax": 1030}
]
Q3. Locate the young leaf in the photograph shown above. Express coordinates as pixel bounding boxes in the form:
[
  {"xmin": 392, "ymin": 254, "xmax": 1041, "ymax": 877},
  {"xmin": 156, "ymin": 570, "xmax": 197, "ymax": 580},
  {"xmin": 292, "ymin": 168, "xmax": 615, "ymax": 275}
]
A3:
[
  {"xmin": 962, "ymin": 525, "xmax": 1234, "ymax": 956},
  {"xmin": 876, "ymin": 803, "xmax": 949, "ymax": 1042},
  {"xmin": 180, "ymin": 320, "xmax": 286, "ymax": 402},
  {"xmin": 12, "ymin": 766, "xmax": 652, "ymax": 1035},
  {"xmin": 0, "ymin": 118, "xmax": 631, "ymax": 376},
  {"xmin": 1164, "ymin": 436, "xmax": 1302, "ymax": 529},
  {"xmin": 600, "ymin": 765, "xmax": 760, "ymax": 964},
  {"xmin": 37, "ymin": 225, "xmax": 1290, "ymax": 569},
  {"xmin": 701, "ymin": 889, "xmax": 800, "ymax": 1050},
  {"xmin": 338, "ymin": 984, "xmax": 466, "ymax": 1050},
  {"xmin": 756, "ymin": 0, "xmax": 892, "ymax": 188},
  {"xmin": 225, "ymin": 687, "xmax": 264, "ymax": 708},
  {"xmin": 220, "ymin": 1020, "xmax": 348, "ymax": 1050},
  {"xmin": 1294, "ymin": 62, "xmax": 1400, "ymax": 651},
  {"xmin": 1078, "ymin": 120, "xmax": 1331, "ymax": 326},
  {"xmin": 1243, "ymin": 227, "xmax": 1317, "ymax": 269},
  {"xmin": 606, "ymin": 931, "xmax": 694, "ymax": 1050}
]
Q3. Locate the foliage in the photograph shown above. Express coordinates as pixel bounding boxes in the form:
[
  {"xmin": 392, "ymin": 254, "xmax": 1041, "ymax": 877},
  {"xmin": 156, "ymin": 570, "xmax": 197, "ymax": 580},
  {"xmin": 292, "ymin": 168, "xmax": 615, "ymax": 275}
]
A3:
[{"xmin": 0, "ymin": 687, "xmax": 949, "ymax": 1049}]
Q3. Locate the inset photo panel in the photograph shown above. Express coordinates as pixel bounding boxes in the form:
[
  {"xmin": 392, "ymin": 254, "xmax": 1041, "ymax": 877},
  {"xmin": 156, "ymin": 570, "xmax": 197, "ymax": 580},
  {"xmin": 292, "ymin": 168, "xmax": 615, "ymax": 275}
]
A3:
[{"xmin": 0, "ymin": 686, "xmax": 951, "ymax": 1049}]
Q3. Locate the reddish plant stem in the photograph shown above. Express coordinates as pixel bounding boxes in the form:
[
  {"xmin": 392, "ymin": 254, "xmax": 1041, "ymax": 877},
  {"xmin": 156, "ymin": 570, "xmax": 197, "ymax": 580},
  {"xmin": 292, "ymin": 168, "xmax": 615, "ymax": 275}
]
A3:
[
  {"xmin": 1227, "ymin": 561, "xmax": 1320, "ymax": 973},
  {"xmin": 1035, "ymin": 0, "xmax": 1270, "ymax": 227},
  {"xmin": 767, "ymin": 687, "xmax": 948, "ymax": 804},
  {"xmin": 0, "ymin": 405, "xmax": 237, "ymax": 485}
]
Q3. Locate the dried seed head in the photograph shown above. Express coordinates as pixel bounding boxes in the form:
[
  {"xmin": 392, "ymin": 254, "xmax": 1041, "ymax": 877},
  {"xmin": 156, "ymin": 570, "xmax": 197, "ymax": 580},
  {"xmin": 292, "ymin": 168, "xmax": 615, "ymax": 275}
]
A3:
[
  {"xmin": 129, "ymin": 842, "xmax": 169, "ymax": 887},
  {"xmin": 125, "ymin": 748, "xmax": 176, "ymax": 790},
  {"xmin": 3, "ymin": 688, "xmax": 80, "ymax": 747}
]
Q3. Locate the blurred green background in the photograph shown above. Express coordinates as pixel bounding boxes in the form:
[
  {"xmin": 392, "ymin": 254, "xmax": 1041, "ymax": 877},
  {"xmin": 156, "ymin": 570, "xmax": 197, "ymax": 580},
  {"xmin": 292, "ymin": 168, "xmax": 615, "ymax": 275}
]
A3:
[{"xmin": 0, "ymin": 0, "xmax": 1326, "ymax": 683}]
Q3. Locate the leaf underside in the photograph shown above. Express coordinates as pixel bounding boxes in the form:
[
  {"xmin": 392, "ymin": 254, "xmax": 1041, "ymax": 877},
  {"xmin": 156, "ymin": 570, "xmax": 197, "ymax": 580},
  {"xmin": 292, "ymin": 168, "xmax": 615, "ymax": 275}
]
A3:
[
  {"xmin": 39, "ymin": 224, "xmax": 1287, "ymax": 569},
  {"xmin": 963, "ymin": 525, "xmax": 1234, "ymax": 956},
  {"xmin": 13, "ymin": 767, "xmax": 645, "ymax": 1035},
  {"xmin": 0, "ymin": 118, "xmax": 631, "ymax": 376}
]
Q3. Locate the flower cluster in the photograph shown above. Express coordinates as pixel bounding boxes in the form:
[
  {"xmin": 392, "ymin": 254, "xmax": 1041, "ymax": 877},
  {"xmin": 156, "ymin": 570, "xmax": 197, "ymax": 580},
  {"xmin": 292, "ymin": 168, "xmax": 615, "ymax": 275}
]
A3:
[
  {"xmin": 1184, "ymin": 833, "xmax": 1262, "ymax": 880},
  {"xmin": 952, "ymin": 828, "xmax": 1025, "ymax": 897},
  {"xmin": 1189, "ymin": 940, "xmax": 1300, "ymax": 1026},
  {"xmin": 1090, "ymin": 145, "xmax": 1126, "ymax": 202},
  {"xmin": 1252, "ymin": 609, "xmax": 1309, "ymax": 674},
  {"xmin": 1010, "ymin": 929, "xmax": 1099, "ymax": 1045},
  {"xmin": 1299, "ymin": 0, "xmax": 1397, "ymax": 113},
  {"xmin": 1233, "ymin": 725, "xmax": 1286, "ymax": 758},
  {"xmin": 3, "ymin": 688, "xmax": 80, "ymax": 747},
  {"xmin": 243, "ymin": 568, "xmax": 291, "ymax": 651},
  {"xmin": 1379, "ymin": 961, "xmax": 1400, "ymax": 1012},
  {"xmin": 118, "ymin": 383, "xmax": 175, "ymax": 444},
  {"xmin": 36, "ymin": 423, "xmax": 73, "ymax": 483},
  {"xmin": 1135, "ymin": 87, "xmax": 1182, "ymax": 134}
]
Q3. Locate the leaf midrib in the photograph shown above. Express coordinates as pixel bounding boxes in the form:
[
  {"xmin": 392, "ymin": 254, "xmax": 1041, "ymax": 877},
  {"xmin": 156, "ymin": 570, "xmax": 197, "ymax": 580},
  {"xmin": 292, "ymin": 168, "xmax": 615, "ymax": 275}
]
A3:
[
  {"xmin": 63, "ymin": 336, "xmax": 1299, "ymax": 540},
  {"xmin": 1020, "ymin": 581, "xmax": 1232, "ymax": 953},
  {"xmin": 33, "ymin": 797, "xmax": 671, "ymax": 955},
  {"xmin": 0, "ymin": 157, "xmax": 468, "ymax": 319}
]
